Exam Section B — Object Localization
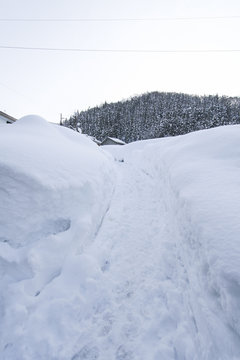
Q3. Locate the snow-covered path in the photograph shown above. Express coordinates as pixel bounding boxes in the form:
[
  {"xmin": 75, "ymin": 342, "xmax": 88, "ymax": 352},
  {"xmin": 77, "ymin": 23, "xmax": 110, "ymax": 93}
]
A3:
[
  {"xmin": 2, "ymin": 120, "xmax": 240, "ymax": 360},
  {"xmin": 73, "ymin": 157, "xmax": 198, "ymax": 360},
  {"xmin": 72, "ymin": 145, "xmax": 240, "ymax": 360}
]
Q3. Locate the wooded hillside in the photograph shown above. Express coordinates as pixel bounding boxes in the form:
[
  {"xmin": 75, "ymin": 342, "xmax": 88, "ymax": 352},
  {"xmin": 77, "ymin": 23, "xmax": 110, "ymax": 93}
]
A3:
[{"xmin": 63, "ymin": 92, "xmax": 240, "ymax": 142}]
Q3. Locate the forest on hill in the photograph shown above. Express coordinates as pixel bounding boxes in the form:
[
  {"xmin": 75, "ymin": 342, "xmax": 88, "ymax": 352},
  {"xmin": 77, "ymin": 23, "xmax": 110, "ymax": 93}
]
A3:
[{"xmin": 63, "ymin": 92, "xmax": 240, "ymax": 143}]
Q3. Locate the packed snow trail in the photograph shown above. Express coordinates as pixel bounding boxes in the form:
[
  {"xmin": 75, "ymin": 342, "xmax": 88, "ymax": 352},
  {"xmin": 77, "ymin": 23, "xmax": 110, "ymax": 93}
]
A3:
[
  {"xmin": 69, "ymin": 157, "xmax": 196, "ymax": 360},
  {"xmin": 70, "ymin": 143, "xmax": 240, "ymax": 360}
]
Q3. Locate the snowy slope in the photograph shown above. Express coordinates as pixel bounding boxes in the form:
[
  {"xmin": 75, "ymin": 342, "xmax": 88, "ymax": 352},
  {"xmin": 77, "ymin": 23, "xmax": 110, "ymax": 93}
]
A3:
[
  {"xmin": 106, "ymin": 125, "xmax": 240, "ymax": 359},
  {"xmin": 1, "ymin": 120, "xmax": 240, "ymax": 360},
  {"xmin": 0, "ymin": 116, "xmax": 115, "ymax": 359}
]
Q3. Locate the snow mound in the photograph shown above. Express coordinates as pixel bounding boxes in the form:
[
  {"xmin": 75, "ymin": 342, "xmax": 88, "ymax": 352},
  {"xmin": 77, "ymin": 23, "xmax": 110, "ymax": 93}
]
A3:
[
  {"xmin": 0, "ymin": 116, "xmax": 115, "ymax": 359},
  {"xmin": 108, "ymin": 125, "xmax": 240, "ymax": 358},
  {"xmin": 2, "ymin": 119, "xmax": 240, "ymax": 359},
  {"xmin": 159, "ymin": 126, "xmax": 240, "ymax": 348}
]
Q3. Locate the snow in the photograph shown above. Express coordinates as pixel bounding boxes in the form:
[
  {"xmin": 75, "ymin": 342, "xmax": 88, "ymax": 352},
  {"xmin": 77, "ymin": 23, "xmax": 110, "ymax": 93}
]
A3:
[
  {"xmin": 1, "ymin": 118, "xmax": 240, "ymax": 359},
  {"xmin": 106, "ymin": 125, "xmax": 240, "ymax": 359},
  {"xmin": 105, "ymin": 137, "xmax": 126, "ymax": 145},
  {"xmin": 0, "ymin": 115, "xmax": 115, "ymax": 359}
]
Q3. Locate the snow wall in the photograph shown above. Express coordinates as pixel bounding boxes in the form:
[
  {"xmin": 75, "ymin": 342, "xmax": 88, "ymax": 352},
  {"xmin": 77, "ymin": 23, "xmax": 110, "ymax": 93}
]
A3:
[
  {"xmin": 0, "ymin": 116, "xmax": 115, "ymax": 359},
  {"xmin": 111, "ymin": 125, "xmax": 240, "ymax": 357}
]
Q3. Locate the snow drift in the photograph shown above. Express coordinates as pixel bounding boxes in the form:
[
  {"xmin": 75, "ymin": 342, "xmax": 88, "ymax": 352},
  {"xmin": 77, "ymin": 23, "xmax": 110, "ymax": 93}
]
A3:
[
  {"xmin": 0, "ymin": 116, "xmax": 115, "ymax": 359},
  {"xmin": 108, "ymin": 125, "xmax": 240, "ymax": 358},
  {"xmin": 1, "ymin": 118, "xmax": 240, "ymax": 360}
]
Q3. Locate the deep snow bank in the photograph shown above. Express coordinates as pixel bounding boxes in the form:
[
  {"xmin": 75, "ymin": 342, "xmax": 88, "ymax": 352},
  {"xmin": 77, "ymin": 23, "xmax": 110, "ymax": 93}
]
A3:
[
  {"xmin": 0, "ymin": 116, "xmax": 115, "ymax": 249},
  {"xmin": 158, "ymin": 126, "xmax": 240, "ymax": 349},
  {"xmin": 106, "ymin": 125, "xmax": 240, "ymax": 357},
  {"xmin": 0, "ymin": 116, "xmax": 115, "ymax": 359}
]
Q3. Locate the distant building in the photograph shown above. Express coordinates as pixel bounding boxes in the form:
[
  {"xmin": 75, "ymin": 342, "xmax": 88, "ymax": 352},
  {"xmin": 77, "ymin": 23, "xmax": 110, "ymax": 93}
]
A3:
[
  {"xmin": 92, "ymin": 138, "xmax": 102, "ymax": 146},
  {"xmin": 0, "ymin": 111, "xmax": 17, "ymax": 125},
  {"xmin": 85, "ymin": 134, "xmax": 101, "ymax": 146},
  {"xmin": 101, "ymin": 137, "xmax": 126, "ymax": 146}
]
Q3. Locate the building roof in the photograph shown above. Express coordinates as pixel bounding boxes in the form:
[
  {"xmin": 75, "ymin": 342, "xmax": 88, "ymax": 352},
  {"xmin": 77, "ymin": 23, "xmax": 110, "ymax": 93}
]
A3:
[
  {"xmin": 84, "ymin": 134, "xmax": 101, "ymax": 145},
  {"xmin": 0, "ymin": 111, "xmax": 17, "ymax": 123},
  {"xmin": 108, "ymin": 137, "xmax": 125, "ymax": 144},
  {"xmin": 101, "ymin": 137, "xmax": 126, "ymax": 145}
]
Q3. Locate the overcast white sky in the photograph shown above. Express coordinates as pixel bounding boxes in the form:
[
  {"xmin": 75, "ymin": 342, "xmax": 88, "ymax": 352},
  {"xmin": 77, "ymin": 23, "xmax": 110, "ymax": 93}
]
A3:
[{"xmin": 1, "ymin": 0, "xmax": 240, "ymax": 123}]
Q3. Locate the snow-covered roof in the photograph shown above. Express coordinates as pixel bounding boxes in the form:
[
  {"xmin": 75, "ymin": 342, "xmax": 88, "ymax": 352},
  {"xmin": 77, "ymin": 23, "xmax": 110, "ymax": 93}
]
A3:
[
  {"xmin": 0, "ymin": 111, "xmax": 17, "ymax": 123},
  {"xmin": 101, "ymin": 137, "xmax": 126, "ymax": 145},
  {"xmin": 108, "ymin": 137, "xmax": 125, "ymax": 144},
  {"xmin": 84, "ymin": 134, "xmax": 101, "ymax": 145}
]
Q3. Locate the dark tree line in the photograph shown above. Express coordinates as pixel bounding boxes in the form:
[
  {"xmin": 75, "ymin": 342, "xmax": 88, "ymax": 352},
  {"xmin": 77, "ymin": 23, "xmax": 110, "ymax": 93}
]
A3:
[{"xmin": 63, "ymin": 92, "xmax": 240, "ymax": 143}]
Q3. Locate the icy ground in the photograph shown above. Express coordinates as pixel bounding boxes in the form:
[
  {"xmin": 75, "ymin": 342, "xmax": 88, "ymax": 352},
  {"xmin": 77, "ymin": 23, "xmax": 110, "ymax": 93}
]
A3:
[{"xmin": 1, "ymin": 117, "xmax": 240, "ymax": 359}]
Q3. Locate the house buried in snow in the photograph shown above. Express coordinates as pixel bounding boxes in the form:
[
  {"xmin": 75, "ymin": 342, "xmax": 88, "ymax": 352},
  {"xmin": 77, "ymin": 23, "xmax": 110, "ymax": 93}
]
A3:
[
  {"xmin": 0, "ymin": 111, "xmax": 17, "ymax": 125},
  {"xmin": 101, "ymin": 137, "xmax": 126, "ymax": 146}
]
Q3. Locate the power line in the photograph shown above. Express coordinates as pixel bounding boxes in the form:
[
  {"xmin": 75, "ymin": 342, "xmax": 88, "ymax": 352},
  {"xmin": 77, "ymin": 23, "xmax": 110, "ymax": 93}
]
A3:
[
  {"xmin": 0, "ymin": 45, "xmax": 240, "ymax": 53},
  {"xmin": 0, "ymin": 15, "xmax": 240, "ymax": 22},
  {"xmin": 0, "ymin": 80, "xmax": 36, "ymax": 104}
]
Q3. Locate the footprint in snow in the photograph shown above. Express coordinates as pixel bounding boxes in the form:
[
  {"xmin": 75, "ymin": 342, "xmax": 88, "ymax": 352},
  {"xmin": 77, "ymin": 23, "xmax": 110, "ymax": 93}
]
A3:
[
  {"xmin": 71, "ymin": 345, "xmax": 99, "ymax": 360},
  {"xmin": 101, "ymin": 260, "xmax": 110, "ymax": 272},
  {"xmin": 115, "ymin": 345, "xmax": 133, "ymax": 360}
]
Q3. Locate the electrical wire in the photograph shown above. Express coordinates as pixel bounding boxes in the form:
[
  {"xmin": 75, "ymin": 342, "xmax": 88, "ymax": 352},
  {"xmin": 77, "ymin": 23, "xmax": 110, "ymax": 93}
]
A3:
[
  {"xmin": 0, "ymin": 80, "xmax": 36, "ymax": 104},
  {"xmin": 0, "ymin": 45, "xmax": 240, "ymax": 53},
  {"xmin": 0, "ymin": 15, "xmax": 240, "ymax": 22}
]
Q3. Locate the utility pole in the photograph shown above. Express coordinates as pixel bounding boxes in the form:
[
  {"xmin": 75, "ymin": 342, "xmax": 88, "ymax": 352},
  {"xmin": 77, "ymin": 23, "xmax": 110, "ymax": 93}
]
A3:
[{"xmin": 60, "ymin": 113, "xmax": 64, "ymax": 126}]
